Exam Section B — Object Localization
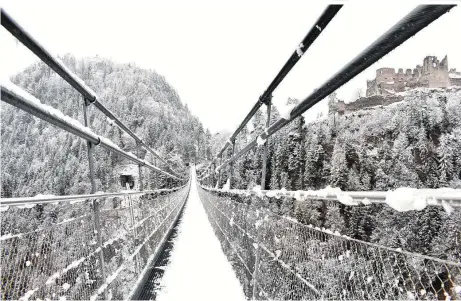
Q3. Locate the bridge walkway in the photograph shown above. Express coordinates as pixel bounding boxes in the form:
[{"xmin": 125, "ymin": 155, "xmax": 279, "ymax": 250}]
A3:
[{"xmin": 154, "ymin": 168, "xmax": 246, "ymax": 301}]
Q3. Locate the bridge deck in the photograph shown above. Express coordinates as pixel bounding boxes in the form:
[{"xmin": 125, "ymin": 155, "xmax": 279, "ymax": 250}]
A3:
[{"xmin": 154, "ymin": 169, "xmax": 245, "ymax": 301}]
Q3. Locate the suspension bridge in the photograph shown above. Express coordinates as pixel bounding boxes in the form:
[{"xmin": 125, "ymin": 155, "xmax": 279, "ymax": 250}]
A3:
[{"xmin": 1, "ymin": 4, "xmax": 461, "ymax": 301}]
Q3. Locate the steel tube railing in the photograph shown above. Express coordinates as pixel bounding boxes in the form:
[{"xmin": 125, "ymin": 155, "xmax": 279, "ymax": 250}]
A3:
[
  {"xmin": 0, "ymin": 186, "xmax": 186, "ymax": 207},
  {"xmin": 260, "ymin": 100, "xmax": 272, "ymax": 189},
  {"xmin": 213, "ymin": 5, "xmax": 342, "ymax": 163},
  {"xmin": 0, "ymin": 9, "xmax": 97, "ymax": 101},
  {"xmin": 213, "ymin": 5, "xmax": 455, "ymax": 174},
  {"xmin": 0, "ymin": 82, "xmax": 183, "ymax": 181},
  {"xmin": 0, "ymin": 8, "xmax": 182, "ymax": 178},
  {"xmin": 200, "ymin": 185, "xmax": 461, "ymax": 208},
  {"xmin": 1, "ymin": 82, "xmax": 99, "ymax": 144}
]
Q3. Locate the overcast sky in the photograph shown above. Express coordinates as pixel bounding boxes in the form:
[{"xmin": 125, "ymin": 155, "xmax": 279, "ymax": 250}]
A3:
[{"xmin": 1, "ymin": 0, "xmax": 460, "ymax": 133}]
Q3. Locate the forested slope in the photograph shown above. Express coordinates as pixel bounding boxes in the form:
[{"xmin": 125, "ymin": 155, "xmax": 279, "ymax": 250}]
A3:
[
  {"xmin": 1, "ymin": 55, "xmax": 212, "ymax": 197},
  {"xmin": 216, "ymin": 87, "xmax": 461, "ymax": 192}
]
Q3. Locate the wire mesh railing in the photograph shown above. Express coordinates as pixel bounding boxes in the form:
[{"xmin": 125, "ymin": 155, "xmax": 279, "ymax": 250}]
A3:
[
  {"xmin": 197, "ymin": 185, "xmax": 461, "ymax": 300},
  {"xmin": 1, "ymin": 182, "xmax": 190, "ymax": 300}
]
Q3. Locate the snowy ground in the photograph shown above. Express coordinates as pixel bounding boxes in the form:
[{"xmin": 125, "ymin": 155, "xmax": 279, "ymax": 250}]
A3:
[{"xmin": 155, "ymin": 167, "xmax": 246, "ymax": 301}]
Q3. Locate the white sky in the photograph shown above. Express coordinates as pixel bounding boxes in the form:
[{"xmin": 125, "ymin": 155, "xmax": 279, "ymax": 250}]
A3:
[{"xmin": 1, "ymin": 0, "xmax": 460, "ymax": 133}]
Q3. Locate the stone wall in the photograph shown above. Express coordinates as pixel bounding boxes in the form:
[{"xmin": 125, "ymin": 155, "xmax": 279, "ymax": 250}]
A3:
[
  {"xmin": 449, "ymin": 69, "xmax": 461, "ymax": 86},
  {"xmin": 339, "ymin": 56, "xmax": 460, "ymax": 116},
  {"xmin": 366, "ymin": 55, "xmax": 457, "ymax": 97},
  {"xmin": 337, "ymin": 95, "xmax": 403, "ymax": 115},
  {"xmin": 450, "ymin": 76, "xmax": 461, "ymax": 86}
]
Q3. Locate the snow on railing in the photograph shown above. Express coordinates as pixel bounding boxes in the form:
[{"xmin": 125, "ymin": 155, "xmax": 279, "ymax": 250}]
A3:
[
  {"xmin": 197, "ymin": 185, "xmax": 461, "ymax": 300},
  {"xmin": 0, "ymin": 182, "xmax": 190, "ymax": 301},
  {"xmin": 200, "ymin": 185, "xmax": 461, "ymax": 213},
  {"xmin": 0, "ymin": 185, "xmax": 187, "ymax": 207}
]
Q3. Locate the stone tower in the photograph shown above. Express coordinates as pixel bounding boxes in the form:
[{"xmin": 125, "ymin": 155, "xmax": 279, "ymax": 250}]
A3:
[
  {"xmin": 366, "ymin": 55, "xmax": 454, "ymax": 97},
  {"xmin": 419, "ymin": 55, "xmax": 450, "ymax": 88}
]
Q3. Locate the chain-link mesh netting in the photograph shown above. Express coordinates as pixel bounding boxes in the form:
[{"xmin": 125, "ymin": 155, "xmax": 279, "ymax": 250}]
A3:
[
  {"xmin": 198, "ymin": 185, "xmax": 461, "ymax": 300},
  {"xmin": 1, "ymin": 183, "xmax": 189, "ymax": 301}
]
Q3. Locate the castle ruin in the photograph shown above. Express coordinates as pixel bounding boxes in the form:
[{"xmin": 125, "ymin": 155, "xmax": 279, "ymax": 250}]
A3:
[
  {"xmin": 332, "ymin": 56, "xmax": 461, "ymax": 116},
  {"xmin": 366, "ymin": 55, "xmax": 461, "ymax": 97}
]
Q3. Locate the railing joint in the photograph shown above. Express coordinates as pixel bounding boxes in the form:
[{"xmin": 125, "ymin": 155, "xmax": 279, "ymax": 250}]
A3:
[
  {"xmin": 87, "ymin": 96, "xmax": 96, "ymax": 105},
  {"xmin": 258, "ymin": 94, "xmax": 272, "ymax": 106}
]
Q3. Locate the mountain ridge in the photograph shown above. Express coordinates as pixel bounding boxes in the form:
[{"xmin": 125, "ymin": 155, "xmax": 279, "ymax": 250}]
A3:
[{"xmin": 1, "ymin": 54, "xmax": 212, "ymax": 197}]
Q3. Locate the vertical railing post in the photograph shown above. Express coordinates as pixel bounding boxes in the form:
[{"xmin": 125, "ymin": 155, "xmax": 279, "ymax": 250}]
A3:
[
  {"xmin": 135, "ymin": 142, "xmax": 143, "ymax": 275},
  {"xmin": 217, "ymin": 155, "xmax": 222, "ymax": 188},
  {"xmin": 211, "ymin": 164, "xmax": 214, "ymax": 187},
  {"xmin": 208, "ymin": 165, "xmax": 212, "ymax": 187},
  {"xmin": 254, "ymin": 97, "xmax": 271, "ymax": 298},
  {"xmin": 260, "ymin": 97, "xmax": 272, "ymax": 189},
  {"xmin": 83, "ymin": 97, "xmax": 106, "ymax": 293},
  {"xmin": 252, "ymin": 215, "xmax": 264, "ymax": 300},
  {"xmin": 137, "ymin": 142, "xmax": 143, "ymax": 192},
  {"xmin": 126, "ymin": 183, "xmax": 140, "ymax": 275},
  {"xmin": 252, "ymin": 246, "xmax": 261, "ymax": 299},
  {"xmin": 229, "ymin": 139, "xmax": 235, "ymax": 189},
  {"xmin": 154, "ymin": 157, "xmax": 157, "ymax": 189}
]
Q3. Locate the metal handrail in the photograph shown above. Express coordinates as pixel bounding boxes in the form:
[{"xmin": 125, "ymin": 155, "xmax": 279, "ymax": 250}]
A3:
[
  {"xmin": 0, "ymin": 81, "xmax": 184, "ymax": 181},
  {"xmin": 210, "ymin": 5, "xmax": 455, "ymax": 175},
  {"xmin": 0, "ymin": 185, "xmax": 187, "ymax": 207},
  {"xmin": 199, "ymin": 185, "xmax": 461, "ymax": 208},
  {"xmin": 0, "ymin": 8, "xmax": 182, "ymax": 178},
  {"xmin": 211, "ymin": 5, "xmax": 343, "ymax": 164}
]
